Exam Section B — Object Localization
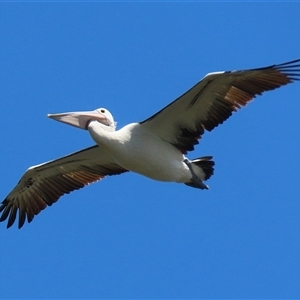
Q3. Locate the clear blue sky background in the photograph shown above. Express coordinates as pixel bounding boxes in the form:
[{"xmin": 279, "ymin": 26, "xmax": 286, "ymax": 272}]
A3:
[{"xmin": 1, "ymin": 2, "xmax": 300, "ymax": 299}]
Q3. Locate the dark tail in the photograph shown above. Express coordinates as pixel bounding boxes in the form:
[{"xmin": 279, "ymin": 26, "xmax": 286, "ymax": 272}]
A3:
[
  {"xmin": 191, "ymin": 156, "xmax": 215, "ymax": 180},
  {"xmin": 184, "ymin": 156, "xmax": 215, "ymax": 190}
]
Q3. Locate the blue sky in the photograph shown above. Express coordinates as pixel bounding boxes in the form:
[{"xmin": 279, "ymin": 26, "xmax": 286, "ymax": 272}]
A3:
[{"xmin": 1, "ymin": 2, "xmax": 300, "ymax": 299}]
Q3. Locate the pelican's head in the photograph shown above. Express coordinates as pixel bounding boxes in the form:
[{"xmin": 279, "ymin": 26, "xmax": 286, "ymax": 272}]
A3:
[{"xmin": 47, "ymin": 108, "xmax": 116, "ymax": 131}]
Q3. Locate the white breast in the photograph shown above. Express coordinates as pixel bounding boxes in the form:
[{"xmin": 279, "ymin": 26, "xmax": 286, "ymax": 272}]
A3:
[{"xmin": 88, "ymin": 122, "xmax": 191, "ymax": 183}]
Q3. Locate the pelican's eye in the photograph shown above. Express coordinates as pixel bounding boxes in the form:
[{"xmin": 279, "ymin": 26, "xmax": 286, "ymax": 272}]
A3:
[{"xmin": 100, "ymin": 109, "xmax": 105, "ymax": 113}]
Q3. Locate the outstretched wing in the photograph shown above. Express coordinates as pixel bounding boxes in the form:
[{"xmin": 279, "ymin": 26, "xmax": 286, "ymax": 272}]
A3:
[
  {"xmin": 140, "ymin": 59, "xmax": 300, "ymax": 154},
  {"xmin": 0, "ymin": 145, "xmax": 127, "ymax": 229}
]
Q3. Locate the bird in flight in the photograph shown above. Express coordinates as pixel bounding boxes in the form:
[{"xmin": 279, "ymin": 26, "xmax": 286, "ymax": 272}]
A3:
[{"xmin": 1, "ymin": 59, "xmax": 299, "ymax": 229}]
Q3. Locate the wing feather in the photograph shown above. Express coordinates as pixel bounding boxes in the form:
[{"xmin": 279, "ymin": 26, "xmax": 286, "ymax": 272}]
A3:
[
  {"xmin": 0, "ymin": 145, "xmax": 127, "ymax": 229},
  {"xmin": 140, "ymin": 59, "xmax": 300, "ymax": 153}
]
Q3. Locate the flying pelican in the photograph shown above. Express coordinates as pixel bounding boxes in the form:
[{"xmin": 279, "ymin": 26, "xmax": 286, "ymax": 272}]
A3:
[{"xmin": 1, "ymin": 59, "xmax": 300, "ymax": 229}]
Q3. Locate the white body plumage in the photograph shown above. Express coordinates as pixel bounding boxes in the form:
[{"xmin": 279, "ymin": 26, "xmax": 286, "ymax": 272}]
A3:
[{"xmin": 88, "ymin": 121, "xmax": 204, "ymax": 183}]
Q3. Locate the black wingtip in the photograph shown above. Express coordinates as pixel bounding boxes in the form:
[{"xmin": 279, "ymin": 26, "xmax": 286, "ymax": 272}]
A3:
[{"xmin": 273, "ymin": 58, "xmax": 300, "ymax": 68}]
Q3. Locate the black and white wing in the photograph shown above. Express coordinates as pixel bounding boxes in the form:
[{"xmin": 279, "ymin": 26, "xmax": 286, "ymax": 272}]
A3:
[
  {"xmin": 140, "ymin": 59, "xmax": 300, "ymax": 153},
  {"xmin": 0, "ymin": 146, "xmax": 127, "ymax": 229}
]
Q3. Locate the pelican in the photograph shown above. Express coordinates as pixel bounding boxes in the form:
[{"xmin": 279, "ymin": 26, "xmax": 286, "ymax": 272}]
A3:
[{"xmin": 1, "ymin": 59, "xmax": 300, "ymax": 229}]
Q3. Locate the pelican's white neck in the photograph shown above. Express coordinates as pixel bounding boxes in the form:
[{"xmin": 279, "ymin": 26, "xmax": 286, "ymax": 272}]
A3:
[
  {"xmin": 87, "ymin": 120, "xmax": 118, "ymax": 147},
  {"xmin": 87, "ymin": 121, "xmax": 139, "ymax": 150}
]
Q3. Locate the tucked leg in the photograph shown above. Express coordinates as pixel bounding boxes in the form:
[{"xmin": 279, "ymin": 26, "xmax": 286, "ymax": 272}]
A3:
[{"xmin": 183, "ymin": 158, "xmax": 209, "ymax": 190}]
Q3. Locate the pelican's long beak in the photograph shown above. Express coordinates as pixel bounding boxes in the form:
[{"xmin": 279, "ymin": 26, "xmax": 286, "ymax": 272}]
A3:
[{"xmin": 47, "ymin": 110, "xmax": 108, "ymax": 130}]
